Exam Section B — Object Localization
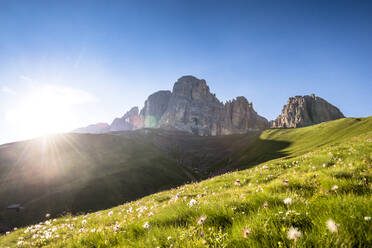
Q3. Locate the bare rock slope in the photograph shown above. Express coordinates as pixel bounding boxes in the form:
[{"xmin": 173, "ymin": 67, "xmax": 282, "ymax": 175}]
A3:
[
  {"xmin": 270, "ymin": 94, "xmax": 344, "ymax": 128},
  {"xmin": 74, "ymin": 75, "xmax": 268, "ymax": 135},
  {"xmin": 158, "ymin": 76, "xmax": 268, "ymax": 135},
  {"xmin": 74, "ymin": 77, "xmax": 345, "ymax": 135}
]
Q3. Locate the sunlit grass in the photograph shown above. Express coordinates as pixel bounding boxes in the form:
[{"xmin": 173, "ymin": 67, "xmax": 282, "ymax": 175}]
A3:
[{"xmin": 1, "ymin": 123, "xmax": 371, "ymax": 247}]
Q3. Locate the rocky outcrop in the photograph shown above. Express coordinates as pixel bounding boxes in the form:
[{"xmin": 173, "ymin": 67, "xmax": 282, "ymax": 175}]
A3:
[
  {"xmin": 73, "ymin": 123, "xmax": 110, "ymax": 134},
  {"xmin": 74, "ymin": 107, "xmax": 143, "ymax": 134},
  {"xmin": 270, "ymin": 94, "xmax": 344, "ymax": 128},
  {"xmin": 74, "ymin": 75, "xmax": 269, "ymax": 135},
  {"xmin": 158, "ymin": 76, "xmax": 268, "ymax": 135},
  {"xmin": 110, "ymin": 107, "xmax": 143, "ymax": 131},
  {"xmin": 222, "ymin": 96, "xmax": 269, "ymax": 134},
  {"xmin": 159, "ymin": 76, "xmax": 224, "ymax": 135},
  {"xmin": 140, "ymin": 91, "xmax": 171, "ymax": 128}
]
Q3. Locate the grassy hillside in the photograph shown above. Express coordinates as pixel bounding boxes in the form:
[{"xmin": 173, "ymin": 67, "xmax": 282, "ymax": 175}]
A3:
[
  {"xmin": 0, "ymin": 117, "xmax": 371, "ymax": 247},
  {"xmin": 0, "ymin": 128, "xmax": 262, "ymax": 230},
  {"xmin": 233, "ymin": 117, "xmax": 372, "ymax": 169},
  {"xmin": 0, "ymin": 133, "xmax": 194, "ymax": 228}
]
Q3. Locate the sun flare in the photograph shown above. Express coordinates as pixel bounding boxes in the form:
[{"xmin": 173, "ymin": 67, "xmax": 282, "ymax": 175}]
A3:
[{"xmin": 5, "ymin": 84, "xmax": 95, "ymax": 140}]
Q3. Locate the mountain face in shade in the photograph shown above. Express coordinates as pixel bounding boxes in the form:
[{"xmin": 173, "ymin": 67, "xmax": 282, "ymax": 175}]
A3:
[
  {"xmin": 110, "ymin": 107, "xmax": 143, "ymax": 131},
  {"xmin": 158, "ymin": 76, "xmax": 268, "ymax": 135},
  {"xmin": 140, "ymin": 90, "xmax": 172, "ymax": 128},
  {"xmin": 158, "ymin": 76, "xmax": 225, "ymax": 135},
  {"xmin": 222, "ymin": 96, "xmax": 269, "ymax": 134},
  {"xmin": 270, "ymin": 94, "xmax": 345, "ymax": 128},
  {"xmin": 74, "ymin": 77, "xmax": 345, "ymax": 135},
  {"xmin": 74, "ymin": 75, "xmax": 268, "ymax": 136}
]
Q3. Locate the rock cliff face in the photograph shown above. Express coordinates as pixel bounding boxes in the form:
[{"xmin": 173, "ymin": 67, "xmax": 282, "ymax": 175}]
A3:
[
  {"xmin": 159, "ymin": 76, "xmax": 224, "ymax": 135},
  {"xmin": 74, "ymin": 76, "xmax": 268, "ymax": 135},
  {"xmin": 222, "ymin": 96, "xmax": 269, "ymax": 134},
  {"xmin": 110, "ymin": 107, "xmax": 143, "ymax": 131},
  {"xmin": 270, "ymin": 94, "xmax": 344, "ymax": 128},
  {"xmin": 158, "ymin": 76, "xmax": 268, "ymax": 135},
  {"xmin": 140, "ymin": 90, "xmax": 171, "ymax": 128},
  {"xmin": 74, "ymin": 76, "xmax": 345, "ymax": 135}
]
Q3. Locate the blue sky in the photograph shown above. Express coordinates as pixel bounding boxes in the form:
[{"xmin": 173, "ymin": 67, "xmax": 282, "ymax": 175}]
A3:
[{"xmin": 0, "ymin": 0, "xmax": 371, "ymax": 144}]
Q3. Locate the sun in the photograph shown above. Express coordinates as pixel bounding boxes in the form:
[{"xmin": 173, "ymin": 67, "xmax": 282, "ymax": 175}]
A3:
[{"xmin": 6, "ymin": 84, "xmax": 94, "ymax": 140}]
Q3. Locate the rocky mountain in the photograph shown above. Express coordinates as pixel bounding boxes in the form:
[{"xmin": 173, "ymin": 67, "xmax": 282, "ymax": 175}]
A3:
[
  {"xmin": 73, "ymin": 107, "xmax": 143, "ymax": 134},
  {"xmin": 73, "ymin": 122, "xmax": 109, "ymax": 134},
  {"xmin": 140, "ymin": 90, "xmax": 171, "ymax": 128},
  {"xmin": 223, "ymin": 96, "xmax": 269, "ymax": 134},
  {"xmin": 270, "ymin": 94, "xmax": 345, "ymax": 128},
  {"xmin": 158, "ymin": 76, "xmax": 268, "ymax": 135},
  {"xmin": 74, "ymin": 75, "xmax": 268, "ymax": 135},
  {"xmin": 110, "ymin": 107, "xmax": 143, "ymax": 131},
  {"xmin": 74, "ymin": 77, "xmax": 345, "ymax": 135},
  {"xmin": 158, "ymin": 76, "xmax": 226, "ymax": 135}
]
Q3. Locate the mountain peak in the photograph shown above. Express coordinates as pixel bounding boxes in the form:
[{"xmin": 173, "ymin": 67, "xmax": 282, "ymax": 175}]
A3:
[
  {"xmin": 271, "ymin": 94, "xmax": 345, "ymax": 128},
  {"xmin": 73, "ymin": 78, "xmax": 345, "ymax": 135},
  {"xmin": 176, "ymin": 75, "xmax": 202, "ymax": 82}
]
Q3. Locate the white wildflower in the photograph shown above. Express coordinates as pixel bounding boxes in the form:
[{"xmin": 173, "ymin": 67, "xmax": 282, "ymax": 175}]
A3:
[
  {"xmin": 143, "ymin": 222, "xmax": 150, "ymax": 229},
  {"xmin": 45, "ymin": 213, "xmax": 51, "ymax": 218},
  {"xmin": 364, "ymin": 216, "xmax": 371, "ymax": 221},
  {"xmin": 82, "ymin": 219, "xmax": 87, "ymax": 225},
  {"xmin": 189, "ymin": 199, "xmax": 197, "ymax": 207},
  {"xmin": 167, "ymin": 236, "xmax": 172, "ymax": 240},
  {"xmin": 332, "ymin": 185, "xmax": 339, "ymax": 191},
  {"xmin": 284, "ymin": 197, "xmax": 293, "ymax": 205},
  {"xmin": 256, "ymin": 185, "xmax": 264, "ymax": 192},
  {"xmin": 108, "ymin": 211, "xmax": 114, "ymax": 216},
  {"xmin": 197, "ymin": 215, "xmax": 207, "ymax": 225},
  {"xmin": 326, "ymin": 219, "xmax": 338, "ymax": 233},
  {"xmin": 287, "ymin": 226, "xmax": 302, "ymax": 240}
]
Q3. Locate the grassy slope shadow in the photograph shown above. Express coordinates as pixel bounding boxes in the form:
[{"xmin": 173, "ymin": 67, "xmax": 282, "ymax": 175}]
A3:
[
  {"xmin": 209, "ymin": 134, "xmax": 291, "ymax": 175},
  {"xmin": 237, "ymin": 137, "xmax": 291, "ymax": 168}
]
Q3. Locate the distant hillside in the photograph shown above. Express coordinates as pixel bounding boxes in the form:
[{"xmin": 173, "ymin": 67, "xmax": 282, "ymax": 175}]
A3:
[
  {"xmin": 1, "ymin": 117, "xmax": 371, "ymax": 247},
  {"xmin": 0, "ymin": 133, "xmax": 193, "ymax": 228},
  {"xmin": 0, "ymin": 117, "xmax": 371, "ymax": 231}
]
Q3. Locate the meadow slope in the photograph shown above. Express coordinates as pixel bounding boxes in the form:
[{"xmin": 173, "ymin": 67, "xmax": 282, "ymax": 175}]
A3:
[
  {"xmin": 0, "ymin": 133, "xmax": 194, "ymax": 228},
  {"xmin": 1, "ymin": 117, "xmax": 371, "ymax": 247}
]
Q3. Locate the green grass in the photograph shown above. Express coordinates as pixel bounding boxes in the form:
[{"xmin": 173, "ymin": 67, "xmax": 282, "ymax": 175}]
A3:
[
  {"xmin": 0, "ymin": 133, "xmax": 194, "ymax": 228},
  {"xmin": 1, "ymin": 117, "xmax": 371, "ymax": 247},
  {"xmin": 234, "ymin": 117, "xmax": 372, "ymax": 168}
]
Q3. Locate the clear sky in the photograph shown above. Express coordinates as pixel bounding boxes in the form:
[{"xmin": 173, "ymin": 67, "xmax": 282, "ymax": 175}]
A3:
[{"xmin": 1, "ymin": 0, "xmax": 371, "ymax": 145}]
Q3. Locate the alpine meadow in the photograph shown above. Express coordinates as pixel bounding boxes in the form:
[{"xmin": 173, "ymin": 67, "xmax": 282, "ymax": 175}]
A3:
[{"xmin": 1, "ymin": 1, "xmax": 372, "ymax": 247}]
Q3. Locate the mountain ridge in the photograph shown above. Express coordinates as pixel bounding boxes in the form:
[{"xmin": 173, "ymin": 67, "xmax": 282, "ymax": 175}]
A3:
[
  {"xmin": 1, "ymin": 117, "xmax": 371, "ymax": 231},
  {"xmin": 1, "ymin": 116, "xmax": 371, "ymax": 247},
  {"xmin": 74, "ymin": 76, "xmax": 344, "ymax": 135}
]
